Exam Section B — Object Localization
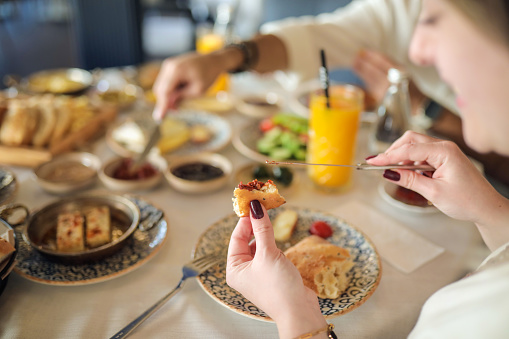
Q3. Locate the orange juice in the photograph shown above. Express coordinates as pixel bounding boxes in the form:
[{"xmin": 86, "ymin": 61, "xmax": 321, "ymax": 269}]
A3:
[
  {"xmin": 196, "ymin": 32, "xmax": 229, "ymax": 95},
  {"xmin": 307, "ymin": 85, "xmax": 364, "ymax": 191}
]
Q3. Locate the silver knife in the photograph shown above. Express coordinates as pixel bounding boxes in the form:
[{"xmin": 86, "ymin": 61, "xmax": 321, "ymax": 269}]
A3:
[
  {"xmin": 265, "ymin": 160, "xmax": 434, "ymax": 171},
  {"xmin": 129, "ymin": 122, "xmax": 161, "ymax": 174}
]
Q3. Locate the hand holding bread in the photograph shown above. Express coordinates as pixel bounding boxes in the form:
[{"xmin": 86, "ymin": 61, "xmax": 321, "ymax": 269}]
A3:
[
  {"xmin": 232, "ymin": 179, "xmax": 286, "ymax": 217},
  {"xmin": 226, "ymin": 201, "xmax": 327, "ymax": 337}
]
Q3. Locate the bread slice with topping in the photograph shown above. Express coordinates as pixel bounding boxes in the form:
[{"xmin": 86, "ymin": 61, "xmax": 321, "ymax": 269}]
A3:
[
  {"xmin": 232, "ymin": 179, "xmax": 286, "ymax": 217},
  {"xmin": 0, "ymin": 237, "xmax": 15, "ymax": 265},
  {"xmin": 56, "ymin": 211, "xmax": 85, "ymax": 252},
  {"xmin": 85, "ymin": 206, "xmax": 111, "ymax": 248}
]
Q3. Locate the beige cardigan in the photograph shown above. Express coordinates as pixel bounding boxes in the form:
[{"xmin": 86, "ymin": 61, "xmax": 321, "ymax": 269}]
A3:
[{"xmin": 261, "ymin": 0, "xmax": 457, "ymax": 114}]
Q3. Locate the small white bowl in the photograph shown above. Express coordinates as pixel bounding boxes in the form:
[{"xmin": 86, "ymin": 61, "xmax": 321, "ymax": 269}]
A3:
[
  {"xmin": 34, "ymin": 152, "xmax": 101, "ymax": 195},
  {"xmin": 165, "ymin": 153, "xmax": 232, "ymax": 194},
  {"xmin": 99, "ymin": 156, "xmax": 164, "ymax": 192},
  {"xmin": 236, "ymin": 92, "xmax": 282, "ymax": 118}
]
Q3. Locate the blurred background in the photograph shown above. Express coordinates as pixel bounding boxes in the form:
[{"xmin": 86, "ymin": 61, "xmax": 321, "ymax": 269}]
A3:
[{"xmin": 0, "ymin": 0, "xmax": 352, "ymax": 86}]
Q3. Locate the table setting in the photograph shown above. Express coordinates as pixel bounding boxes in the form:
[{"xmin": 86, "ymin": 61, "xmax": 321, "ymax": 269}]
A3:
[{"xmin": 0, "ymin": 65, "xmax": 489, "ymax": 339}]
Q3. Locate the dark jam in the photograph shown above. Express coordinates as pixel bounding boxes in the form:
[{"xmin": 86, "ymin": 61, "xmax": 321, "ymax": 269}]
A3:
[
  {"xmin": 112, "ymin": 158, "xmax": 158, "ymax": 180},
  {"xmin": 171, "ymin": 162, "xmax": 224, "ymax": 181}
]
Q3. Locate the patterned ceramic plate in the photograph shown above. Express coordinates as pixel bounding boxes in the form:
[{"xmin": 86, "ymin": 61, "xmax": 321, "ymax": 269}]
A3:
[
  {"xmin": 106, "ymin": 110, "xmax": 232, "ymax": 157},
  {"xmin": 13, "ymin": 196, "xmax": 168, "ymax": 285},
  {"xmin": 194, "ymin": 205, "xmax": 382, "ymax": 322}
]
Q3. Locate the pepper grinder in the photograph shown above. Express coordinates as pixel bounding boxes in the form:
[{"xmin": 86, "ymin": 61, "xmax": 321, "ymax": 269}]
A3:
[{"xmin": 369, "ymin": 68, "xmax": 412, "ymax": 153}]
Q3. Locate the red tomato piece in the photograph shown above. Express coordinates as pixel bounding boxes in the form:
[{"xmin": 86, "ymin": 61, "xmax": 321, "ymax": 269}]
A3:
[
  {"xmin": 309, "ymin": 220, "xmax": 333, "ymax": 238},
  {"xmin": 259, "ymin": 118, "xmax": 275, "ymax": 133}
]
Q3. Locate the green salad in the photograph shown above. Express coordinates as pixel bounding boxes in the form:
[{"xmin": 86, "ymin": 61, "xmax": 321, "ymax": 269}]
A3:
[{"xmin": 256, "ymin": 113, "xmax": 309, "ymax": 161}]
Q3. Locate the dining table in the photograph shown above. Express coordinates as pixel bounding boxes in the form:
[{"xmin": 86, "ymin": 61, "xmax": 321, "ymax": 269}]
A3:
[{"xmin": 0, "ymin": 72, "xmax": 490, "ymax": 339}]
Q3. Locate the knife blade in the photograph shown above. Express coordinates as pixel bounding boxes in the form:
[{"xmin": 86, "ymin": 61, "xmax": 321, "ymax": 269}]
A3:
[
  {"xmin": 129, "ymin": 123, "xmax": 161, "ymax": 174},
  {"xmin": 265, "ymin": 160, "xmax": 434, "ymax": 171}
]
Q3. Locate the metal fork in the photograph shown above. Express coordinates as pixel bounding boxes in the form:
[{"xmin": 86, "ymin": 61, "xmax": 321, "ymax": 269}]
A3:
[{"xmin": 110, "ymin": 252, "xmax": 224, "ymax": 339}]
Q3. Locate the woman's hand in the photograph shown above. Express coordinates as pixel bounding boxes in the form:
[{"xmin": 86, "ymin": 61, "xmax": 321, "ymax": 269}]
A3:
[
  {"xmin": 226, "ymin": 200, "xmax": 327, "ymax": 338},
  {"xmin": 367, "ymin": 131, "xmax": 509, "ymax": 250},
  {"xmin": 152, "ymin": 53, "xmax": 223, "ymax": 120}
]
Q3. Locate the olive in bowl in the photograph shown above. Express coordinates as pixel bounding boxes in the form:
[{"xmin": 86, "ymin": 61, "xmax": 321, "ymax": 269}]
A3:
[
  {"xmin": 165, "ymin": 153, "xmax": 232, "ymax": 194},
  {"xmin": 234, "ymin": 163, "xmax": 297, "ymax": 196},
  {"xmin": 99, "ymin": 157, "xmax": 164, "ymax": 192}
]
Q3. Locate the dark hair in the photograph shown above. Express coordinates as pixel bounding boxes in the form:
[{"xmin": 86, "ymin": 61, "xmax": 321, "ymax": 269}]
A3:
[{"xmin": 450, "ymin": 0, "xmax": 509, "ymax": 45}]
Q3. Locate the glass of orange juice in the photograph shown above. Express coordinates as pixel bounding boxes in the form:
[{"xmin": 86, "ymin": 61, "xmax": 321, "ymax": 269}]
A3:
[
  {"xmin": 307, "ymin": 84, "xmax": 364, "ymax": 192},
  {"xmin": 195, "ymin": 26, "xmax": 229, "ymax": 95}
]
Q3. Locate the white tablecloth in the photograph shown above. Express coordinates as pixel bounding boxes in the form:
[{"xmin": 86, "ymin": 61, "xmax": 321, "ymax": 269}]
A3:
[{"xmin": 0, "ymin": 74, "xmax": 489, "ymax": 339}]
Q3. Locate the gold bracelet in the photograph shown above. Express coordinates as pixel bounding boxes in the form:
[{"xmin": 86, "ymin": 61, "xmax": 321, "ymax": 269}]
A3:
[{"xmin": 294, "ymin": 323, "xmax": 337, "ymax": 339}]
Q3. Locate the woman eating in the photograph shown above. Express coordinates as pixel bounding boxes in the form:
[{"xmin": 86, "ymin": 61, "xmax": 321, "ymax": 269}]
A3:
[{"xmin": 226, "ymin": 0, "xmax": 509, "ymax": 338}]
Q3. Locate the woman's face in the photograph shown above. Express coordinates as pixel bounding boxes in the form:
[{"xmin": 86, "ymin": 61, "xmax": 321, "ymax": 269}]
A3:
[{"xmin": 410, "ymin": 0, "xmax": 509, "ymax": 155}]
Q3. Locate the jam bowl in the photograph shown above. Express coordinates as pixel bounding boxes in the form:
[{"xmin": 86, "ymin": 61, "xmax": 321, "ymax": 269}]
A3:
[
  {"xmin": 164, "ymin": 153, "xmax": 232, "ymax": 194},
  {"xmin": 99, "ymin": 156, "xmax": 165, "ymax": 192}
]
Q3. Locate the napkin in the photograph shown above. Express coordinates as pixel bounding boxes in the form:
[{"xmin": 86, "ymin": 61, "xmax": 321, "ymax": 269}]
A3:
[{"xmin": 332, "ymin": 200, "xmax": 445, "ymax": 273}]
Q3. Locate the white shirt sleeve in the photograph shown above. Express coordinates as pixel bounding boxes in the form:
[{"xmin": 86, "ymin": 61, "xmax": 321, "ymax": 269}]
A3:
[
  {"xmin": 261, "ymin": 0, "xmax": 457, "ymax": 113},
  {"xmin": 408, "ymin": 243, "xmax": 509, "ymax": 338}
]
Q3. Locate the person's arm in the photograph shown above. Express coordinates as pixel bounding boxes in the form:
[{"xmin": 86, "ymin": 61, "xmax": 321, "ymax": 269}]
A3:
[
  {"xmin": 224, "ymin": 34, "xmax": 288, "ymax": 73},
  {"xmin": 152, "ymin": 34, "xmax": 287, "ymax": 119}
]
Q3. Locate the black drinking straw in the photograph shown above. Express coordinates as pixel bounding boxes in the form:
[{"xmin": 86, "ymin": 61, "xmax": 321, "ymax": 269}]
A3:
[{"xmin": 319, "ymin": 49, "xmax": 331, "ymax": 108}]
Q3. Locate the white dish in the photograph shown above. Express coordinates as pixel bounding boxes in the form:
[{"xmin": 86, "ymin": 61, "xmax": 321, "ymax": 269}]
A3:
[
  {"xmin": 288, "ymin": 79, "xmax": 321, "ymax": 117},
  {"xmin": 378, "ymin": 181, "xmax": 439, "ymax": 214},
  {"xmin": 232, "ymin": 119, "xmax": 307, "ymax": 164},
  {"xmin": 34, "ymin": 152, "xmax": 101, "ymax": 195},
  {"xmin": 235, "ymin": 92, "xmax": 282, "ymax": 118},
  {"xmin": 164, "ymin": 153, "xmax": 232, "ymax": 194},
  {"xmin": 179, "ymin": 92, "xmax": 235, "ymax": 114},
  {"xmin": 194, "ymin": 206, "xmax": 381, "ymax": 322},
  {"xmin": 106, "ymin": 110, "xmax": 232, "ymax": 157}
]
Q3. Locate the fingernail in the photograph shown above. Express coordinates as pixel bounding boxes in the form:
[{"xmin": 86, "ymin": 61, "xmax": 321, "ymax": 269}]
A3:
[
  {"xmin": 383, "ymin": 170, "xmax": 400, "ymax": 181},
  {"xmin": 365, "ymin": 155, "xmax": 377, "ymax": 160},
  {"xmin": 250, "ymin": 200, "xmax": 264, "ymax": 219}
]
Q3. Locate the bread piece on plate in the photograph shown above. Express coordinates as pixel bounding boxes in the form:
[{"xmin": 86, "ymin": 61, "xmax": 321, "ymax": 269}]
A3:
[
  {"xmin": 50, "ymin": 96, "xmax": 72, "ymax": 147},
  {"xmin": 31, "ymin": 95, "xmax": 57, "ymax": 147},
  {"xmin": 232, "ymin": 179, "xmax": 286, "ymax": 217},
  {"xmin": 85, "ymin": 206, "xmax": 111, "ymax": 248},
  {"xmin": 272, "ymin": 209, "xmax": 298, "ymax": 241},
  {"xmin": 0, "ymin": 99, "xmax": 38, "ymax": 146},
  {"xmin": 284, "ymin": 235, "xmax": 354, "ymax": 299},
  {"xmin": 0, "ymin": 237, "xmax": 15, "ymax": 265},
  {"xmin": 56, "ymin": 211, "xmax": 85, "ymax": 252}
]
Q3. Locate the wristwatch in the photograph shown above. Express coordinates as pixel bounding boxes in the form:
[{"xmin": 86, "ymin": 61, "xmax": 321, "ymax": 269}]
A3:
[{"xmin": 226, "ymin": 41, "xmax": 259, "ymax": 73}]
